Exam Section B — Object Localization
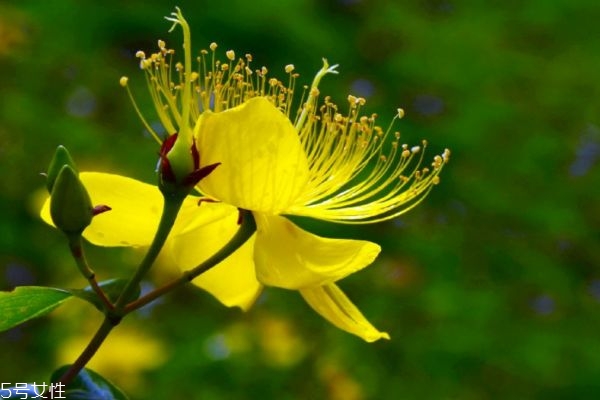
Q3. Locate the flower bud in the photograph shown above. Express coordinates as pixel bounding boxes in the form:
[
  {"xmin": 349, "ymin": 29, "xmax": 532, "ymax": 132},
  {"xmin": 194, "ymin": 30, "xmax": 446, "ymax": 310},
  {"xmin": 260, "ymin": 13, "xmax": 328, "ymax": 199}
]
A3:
[
  {"xmin": 50, "ymin": 165, "xmax": 93, "ymax": 234},
  {"xmin": 46, "ymin": 145, "xmax": 78, "ymax": 193}
]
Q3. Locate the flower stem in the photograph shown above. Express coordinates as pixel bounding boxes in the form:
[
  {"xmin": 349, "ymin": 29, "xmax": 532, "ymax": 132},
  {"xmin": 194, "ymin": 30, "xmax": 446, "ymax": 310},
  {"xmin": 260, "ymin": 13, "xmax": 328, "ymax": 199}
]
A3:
[
  {"xmin": 55, "ymin": 317, "xmax": 114, "ymax": 386},
  {"xmin": 125, "ymin": 209, "xmax": 256, "ymax": 312},
  {"xmin": 58, "ymin": 192, "xmax": 187, "ymax": 387},
  {"xmin": 112, "ymin": 192, "xmax": 187, "ymax": 313},
  {"xmin": 67, "ymin": 233, "xmax": 113, "ymax": 311}
]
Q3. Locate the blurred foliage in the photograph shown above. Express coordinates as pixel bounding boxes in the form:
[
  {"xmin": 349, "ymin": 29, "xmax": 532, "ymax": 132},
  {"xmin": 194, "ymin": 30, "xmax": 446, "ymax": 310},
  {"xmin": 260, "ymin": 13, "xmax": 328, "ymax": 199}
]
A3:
[{"xmin": 1, "ymin": 0, "xmax": 600, "ymax": 399}]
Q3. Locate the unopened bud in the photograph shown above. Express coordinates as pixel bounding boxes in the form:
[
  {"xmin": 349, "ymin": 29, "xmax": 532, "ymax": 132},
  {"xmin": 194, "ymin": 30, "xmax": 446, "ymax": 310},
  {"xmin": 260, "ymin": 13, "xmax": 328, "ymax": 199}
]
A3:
[
  {"xmin": 50, "ymin": 165, "xmax": 93, "ymax": 234},
  {"xmin": 46, "ymin": 145, "xmax": 78, "ymax": 193}
]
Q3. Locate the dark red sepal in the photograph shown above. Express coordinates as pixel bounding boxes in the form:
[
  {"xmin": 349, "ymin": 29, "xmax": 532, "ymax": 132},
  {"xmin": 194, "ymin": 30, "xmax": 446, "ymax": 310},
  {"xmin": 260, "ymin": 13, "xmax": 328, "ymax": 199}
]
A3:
[
  {"xmin": 183, "ymin": 162, "xmax": 221, "ymax": 186},
  {"xmin": 191, "ymin": 136, "xmax": 200, "ymax": 167},
  {"xmin": 159, "ymin": 133, "xmax": 179, "ymax": 183},
  {"xmin": 197, "ymin": 198, "xmax": 219, "ymax": 206},
  {"xmin": 92, "ymin": 205, "xmax": 112, "ymax": 216}
]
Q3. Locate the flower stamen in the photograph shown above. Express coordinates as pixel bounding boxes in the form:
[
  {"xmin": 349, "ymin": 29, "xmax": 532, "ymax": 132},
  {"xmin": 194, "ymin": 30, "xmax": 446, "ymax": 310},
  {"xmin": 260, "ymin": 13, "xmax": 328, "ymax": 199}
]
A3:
[
  {"xmin": 122, "ymin": 16, "xmax": 449, "ymax": 224},
  {"xmin": 289, "ymin": 98, "xmax": 451, "ymax": 223}
]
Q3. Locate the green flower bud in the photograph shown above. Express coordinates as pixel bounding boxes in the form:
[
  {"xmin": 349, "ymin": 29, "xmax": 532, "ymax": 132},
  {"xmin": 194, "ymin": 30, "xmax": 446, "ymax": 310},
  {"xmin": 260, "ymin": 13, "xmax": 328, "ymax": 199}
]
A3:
[
  {"xmin": 50, "ymin": 165, "xmax": 93, "ymax": 234},
  {"xmin": 46, "ymin": 145, "xmax": 78, "ymax": 193}
]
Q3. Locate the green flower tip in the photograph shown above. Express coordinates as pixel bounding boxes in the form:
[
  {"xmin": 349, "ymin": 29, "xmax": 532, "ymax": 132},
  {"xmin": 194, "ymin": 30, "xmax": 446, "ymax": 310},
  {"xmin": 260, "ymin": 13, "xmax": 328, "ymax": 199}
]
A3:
[
  {"xmin": 50, "ymin": 165, "xmax": 94, "ymax": 234},
  {"xmin": 46, "ymin": 145, "xmax": 78, "ymax": 193}
]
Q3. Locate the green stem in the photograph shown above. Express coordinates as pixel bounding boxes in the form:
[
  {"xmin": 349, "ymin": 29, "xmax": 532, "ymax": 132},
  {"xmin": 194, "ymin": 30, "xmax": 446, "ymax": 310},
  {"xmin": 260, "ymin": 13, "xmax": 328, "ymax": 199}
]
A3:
[
  {"xmin": 112, "ymin": 192, "xmax": 187, "ymax": 314},
  {"xmin": 67, "ymin": 234, "xmax": 113, "ymax": 311},
  {"xmin": 125, "ymin": 209, "xmax": 256, "ymax": 312},
  {"xmin": 55, "ymin": 317, "xmax": 114, "ymax": 386},
  {"xmin": 58, "ymin": 192, "xmax": 188, "ymax": 387}
]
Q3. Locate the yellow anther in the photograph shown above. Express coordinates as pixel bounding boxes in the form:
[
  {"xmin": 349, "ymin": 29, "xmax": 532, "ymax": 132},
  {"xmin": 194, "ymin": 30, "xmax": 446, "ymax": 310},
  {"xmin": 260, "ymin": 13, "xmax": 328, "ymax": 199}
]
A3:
[
  {"xmin": 261, "ymin": 66, "xmax": 268, "ymax": 75},
  {"xmin": 397, "ymin": 108, "xmax": 405, "ymax": 119},
  {"xmin": 226, "ymin": 50, "xmax": 235, "ymax": 61},
  {"xmin": 119, "ymin": 76, "xmax": 129, "ymax": 87},
  {"xmin": 135, "ymin": 50, "xmax": 146, "ymax": 58},
  {"xmin": 158, "ymin": 39, "xmax": 166, "ymax": 49},
  {"xmin": 285, "ymin": 64, "xmax": 295, "ymax": 73},
  {"xmin": 443, "ymin": 149, "xmax": 451, "ymax": 161},
  {"xmin": 140, "ymin": 59, "xmax": 152, "ymax": 69},
  {"xmin": 209, "ymin": 42, "xmax": 218, "ymax": 51}
]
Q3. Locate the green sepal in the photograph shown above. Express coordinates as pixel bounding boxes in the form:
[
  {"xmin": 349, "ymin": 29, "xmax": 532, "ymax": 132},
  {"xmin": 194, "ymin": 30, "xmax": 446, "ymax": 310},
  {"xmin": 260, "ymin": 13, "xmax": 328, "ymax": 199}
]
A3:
[
  {"xmin": 50, "ymin": 165, "xmax": 93, "ymax": 234},
  {"xmin": 68, "ymin": 279, "xmax": 140, "ymax": 312},
  {"xmin": 46, "ymin": 145, "xmax": 78, "ymax": 193},
  {"xmin": 50, "ymin": 366, "xmax": 129, "ymax": 400},
  {"xmin": 0, "ymin": 286, "xmax": 72, "ymax": 332}
]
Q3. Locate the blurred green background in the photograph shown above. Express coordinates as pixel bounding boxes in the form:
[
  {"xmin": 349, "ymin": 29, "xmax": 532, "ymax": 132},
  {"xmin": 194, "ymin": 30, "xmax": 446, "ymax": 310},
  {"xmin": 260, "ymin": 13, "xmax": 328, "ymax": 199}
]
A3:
[{"xmin": 1, "ymin": 0, "xmax": 599, "ymax": 398}]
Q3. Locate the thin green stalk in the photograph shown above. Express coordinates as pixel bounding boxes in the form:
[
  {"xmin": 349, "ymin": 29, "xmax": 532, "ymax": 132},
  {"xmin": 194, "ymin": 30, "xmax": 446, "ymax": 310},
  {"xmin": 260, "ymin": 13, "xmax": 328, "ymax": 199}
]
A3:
[
  {"xmin": 59, "ymin": 191, "xmax": 187, "ymax": 387},
  {"xmin": 56, "ymin": 318, "xmax": 114, "ymax": 386},
  {"xmin": 67, "ymin": 233, "xmax": 113, "ymax": 311},
  {"xmin": 112, "ymin": 192, "xmax": 186, "ymax": 314},
  {"xmin": 125, "ymin": 210, "xmax": 256, "ymax": 312}
]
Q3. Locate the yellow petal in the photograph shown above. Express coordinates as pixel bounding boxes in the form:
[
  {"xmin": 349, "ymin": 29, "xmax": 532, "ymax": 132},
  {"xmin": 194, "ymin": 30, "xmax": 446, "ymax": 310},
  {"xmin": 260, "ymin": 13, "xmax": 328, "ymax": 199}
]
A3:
[
  {"xmin": 196, "ymin": 97, "xmax": 310, "ymax": 213},
  {"xmin": 300, "ymin": 284, "xmax": 390, "ymax": 342},
  {"xmin": 253, "ymin": 214, "xmax": 381, "ymax": 289},
  {"xmin": 40, "ymin": 172, "xmax": 204, "ymax": 247},
  {"xmin": 169, "ymin": 205, "xmax": 262, "ymax": 310}
]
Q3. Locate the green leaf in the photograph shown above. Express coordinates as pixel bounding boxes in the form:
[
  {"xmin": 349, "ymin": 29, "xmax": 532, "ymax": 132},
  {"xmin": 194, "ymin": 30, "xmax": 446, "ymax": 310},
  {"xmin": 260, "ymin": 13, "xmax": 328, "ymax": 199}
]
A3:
[
  {"xmin": 50, "ymin": 366, "xmax": 129, "ymax": 400},
  {"xmin": 0, "ymin": 286, "xmax": 72, "ymax": 332},
  {"xmin": 68, "ymin": 279, "xmax": 139, "ymax": 312}
]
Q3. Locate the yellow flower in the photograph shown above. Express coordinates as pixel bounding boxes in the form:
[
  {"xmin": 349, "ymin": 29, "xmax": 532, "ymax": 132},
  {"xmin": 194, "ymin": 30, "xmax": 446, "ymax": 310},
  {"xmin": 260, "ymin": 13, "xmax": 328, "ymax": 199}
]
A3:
[{"xmin": 44, "ymin": 9, "xmax": 449, "ymax": 342}]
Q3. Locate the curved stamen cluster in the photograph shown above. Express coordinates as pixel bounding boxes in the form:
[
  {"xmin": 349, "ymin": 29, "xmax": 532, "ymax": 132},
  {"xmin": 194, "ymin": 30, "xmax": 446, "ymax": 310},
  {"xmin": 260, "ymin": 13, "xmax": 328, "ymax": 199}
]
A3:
[{"xmin": 291, "ymin": 92, "xmax": 450, "ymax": 223}]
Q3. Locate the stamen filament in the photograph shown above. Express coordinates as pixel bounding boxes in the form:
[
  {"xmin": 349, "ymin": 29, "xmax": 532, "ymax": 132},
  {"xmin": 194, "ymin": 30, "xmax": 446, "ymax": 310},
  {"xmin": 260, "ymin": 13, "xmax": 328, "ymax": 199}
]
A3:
[{"xmin": 120, "ymin": 77, "xmax": 161, "ymax": 143}]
